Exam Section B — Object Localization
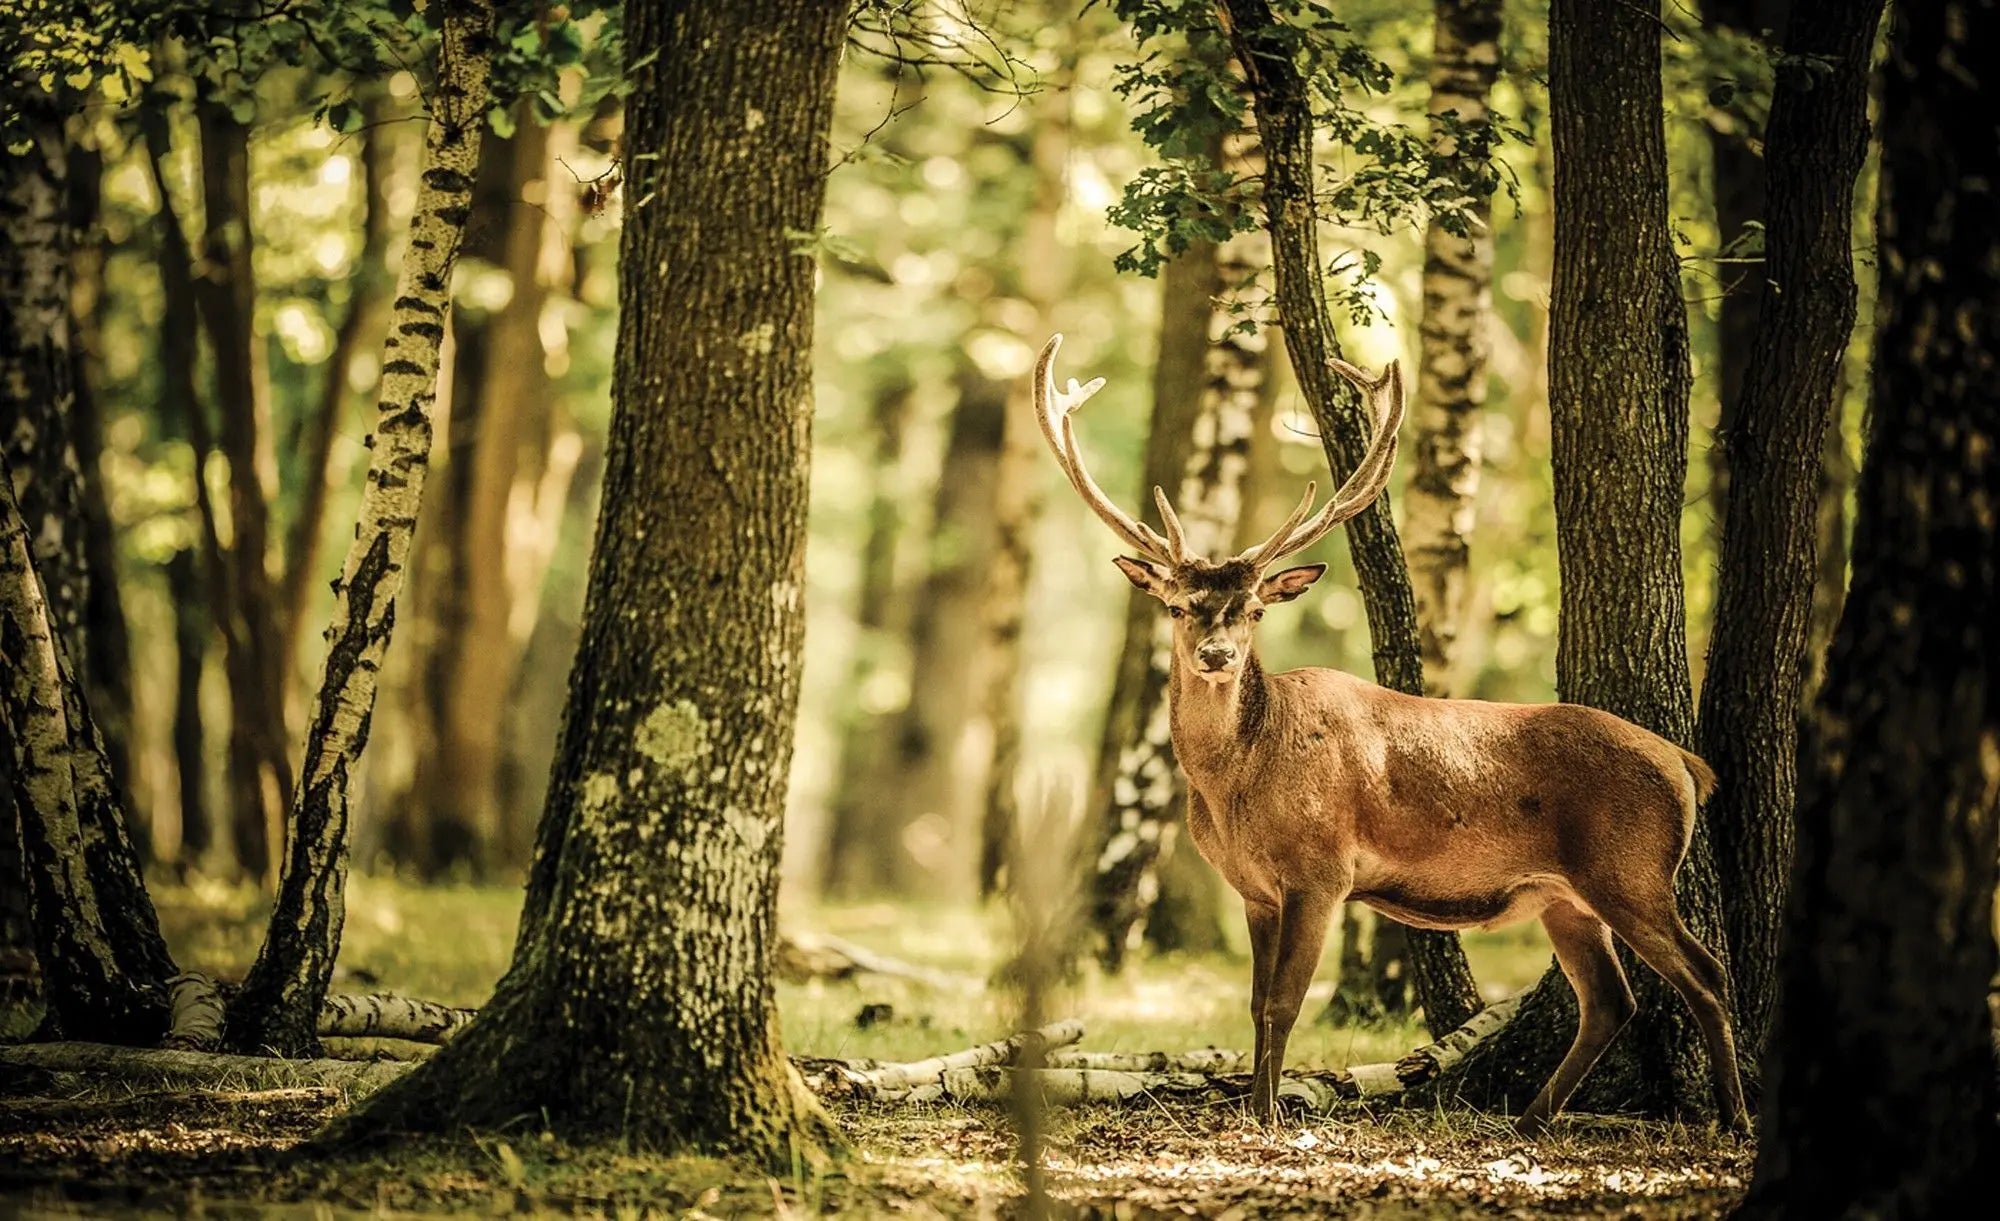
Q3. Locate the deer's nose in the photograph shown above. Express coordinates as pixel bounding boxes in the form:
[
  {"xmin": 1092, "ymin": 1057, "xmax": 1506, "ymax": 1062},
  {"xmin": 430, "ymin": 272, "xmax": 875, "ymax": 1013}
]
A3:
[{"xmin": 1197, "ymin": 642, "xmax": 1237, "ymax": 670}]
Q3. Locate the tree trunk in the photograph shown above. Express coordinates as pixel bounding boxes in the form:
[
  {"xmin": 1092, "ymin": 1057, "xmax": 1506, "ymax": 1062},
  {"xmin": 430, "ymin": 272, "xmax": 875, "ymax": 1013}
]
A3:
[
  {"xmin": 1080, "ymin": 244, "xmax": 1215, "ymax": 960},
  {"xmin": 280, "ymin": 84, "xmax": 397, "ymax": 720},
  {"xmin": 1437, "ymin": 0, "xmax": 1724, "ymax": 1121},
  {"xmin": 862, "ymin": 363, "xmax": 1005, "ymax": 895},
  {"xmin": 1, "ymin": 462, "xmax": 174, "ymax": 1042},
  {"xmin": 1693, "ymin": 0, "xmax": 1883, "ymax": 1061},
  {"xmin": 1702, "ymin": 0, "xmax": 1790, "ymax": 522},
  {"xmin": 1, "ymin": 100, "xmax": 174, "ymax": 1038},
  {"xmin": 1740, "ymin": 5, "xmax": 2000, "ymax": 1211},
  {"xmin": 340, "ymin": 0, "xmax": 847, "ymax": 1165},
  {"xmin": 192, "ymin": 103, "xmax": 293, "ymax": 885},
  {"xmin": 403, "ymin": 107, "xmax": 564, "ymax": 876},
  {"xmin": 819, "ymin": 374, "xmax": 916, "ymax": 896},
  {"xmin": 1091, "ymin": 123, "xmax": 1265, "ymax": 967},
  {"xmin": 1404, "ymin": 0, "xmax": 1503, "ymax": 700},
  {"xmin": 1220, "ymin": 0, "xmax": 1482, "ymax": 1038},
  {"xmin": 63, "ymin": 138, "xmax": 139, "ymax": 854},
  {"xmin": 165, "ymin": 547, "xmax": 211, "ymax": 865},
  {"xmin": 977, "ymin": 107, "xmax": 1068, "ymax": 900},
  {"xmin": 222, "ymin": 4, "xmax": 492, "ymax": 1058}
]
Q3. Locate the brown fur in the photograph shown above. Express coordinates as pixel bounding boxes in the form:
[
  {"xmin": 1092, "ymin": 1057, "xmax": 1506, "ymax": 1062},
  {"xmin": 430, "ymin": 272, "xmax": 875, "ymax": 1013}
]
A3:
[
  {"xmin": 1134, "ymin": 557, "xmax": 1746, "ymax": 1134},
  {"xmin": 1042, "ymin": 336, "xmax": 1740, "ymax": 1133}
]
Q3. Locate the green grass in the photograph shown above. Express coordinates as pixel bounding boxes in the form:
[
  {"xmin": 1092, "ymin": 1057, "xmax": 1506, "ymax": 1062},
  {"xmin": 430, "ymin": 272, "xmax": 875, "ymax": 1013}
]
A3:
[{"xmin": 144, "ymin": 873, "xmax": 1553, "ymax": 1068}]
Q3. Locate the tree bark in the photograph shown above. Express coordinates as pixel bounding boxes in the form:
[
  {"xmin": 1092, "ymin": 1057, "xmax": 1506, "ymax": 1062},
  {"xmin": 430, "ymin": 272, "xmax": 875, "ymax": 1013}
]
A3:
[
  {"xmin": 223, "ymin": 3, "xmax": 492, "ymax": 1058},
  {"xmin": 338, "ymin": 0, "xmax": 847, "ymax": 1166},
  {"xmin": 1741, "ymin": 5, "xmax": 2000, "ymax": 1211},
  {"xmin": 1693, "ymin": 0, "xmax": 1884, "ymax": 1061},
  {"xmin": 1219, "ymin": 0, "xmax": 1482, "ymax": 1038},
  {"xmin": 192, "ymin": 103, "xmax": 293, "ymax": 885},
  {"xmin": 1437, "ymin": 0, "xmax": 1724, "ymax": 1121},
  {"xmin": 280, "ymin": 84, "xmax": 397, "ymax": 720},
  {"xmin": 1, "ymin": 463, "xmax": 174, "ymax": 1042},
  {"xmin": 1404, "ymin": 0, "xmax": 1503, "ymax": 700},
  {"xmin": 1701, "ymin": 0, "xmax": 1790, "ymax": 522}
]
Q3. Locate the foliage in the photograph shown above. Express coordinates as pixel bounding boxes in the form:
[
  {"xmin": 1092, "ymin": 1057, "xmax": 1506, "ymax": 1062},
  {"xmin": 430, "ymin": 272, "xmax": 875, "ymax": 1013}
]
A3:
[{"xmin": 1102, "ymin": 0, "xmax": 1524, "ymax": 323}]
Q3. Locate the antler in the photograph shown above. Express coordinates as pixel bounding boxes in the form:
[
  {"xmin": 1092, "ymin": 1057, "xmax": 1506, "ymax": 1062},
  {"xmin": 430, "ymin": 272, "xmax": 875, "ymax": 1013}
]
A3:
[
  {"xmin": 1034, "ymin": 334, "xmax": 1182, "ymax": 564},
  {"xmin": 1236, "ymin": 356, "xmax": 1406, "ymax": 570}
]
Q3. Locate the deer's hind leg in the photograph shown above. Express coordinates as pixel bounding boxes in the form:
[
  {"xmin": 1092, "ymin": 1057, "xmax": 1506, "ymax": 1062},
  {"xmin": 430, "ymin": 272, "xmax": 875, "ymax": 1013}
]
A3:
[
  {"xmin": 1591, "ymin": 888, "xmax": 1748, "ymax": 1134},
  {"xmin": 1518, "ymin": 900, "xmax": 1635, "ymax": 1135}
]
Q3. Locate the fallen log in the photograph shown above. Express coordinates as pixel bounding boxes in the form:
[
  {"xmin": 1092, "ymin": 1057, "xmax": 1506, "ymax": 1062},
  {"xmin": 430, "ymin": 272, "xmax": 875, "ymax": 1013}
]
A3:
[
  {"xmin": 1042, "ymin": 1048, "xmax": 1247, "ymax": 1073},
  {"xmin": 0, "ymin": 1041, "xmax": 414, "ymax": 1093},
  {"xmin": 318, "ymin": 994, "xmax": 474, "ymax": 1043}
]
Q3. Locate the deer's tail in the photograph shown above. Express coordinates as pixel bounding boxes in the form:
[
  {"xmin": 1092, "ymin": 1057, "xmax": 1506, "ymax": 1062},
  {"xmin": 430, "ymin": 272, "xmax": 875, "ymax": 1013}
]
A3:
[{"xmin": 1677, "ymin": 747, "xmax": 1718, "ymax": 804}]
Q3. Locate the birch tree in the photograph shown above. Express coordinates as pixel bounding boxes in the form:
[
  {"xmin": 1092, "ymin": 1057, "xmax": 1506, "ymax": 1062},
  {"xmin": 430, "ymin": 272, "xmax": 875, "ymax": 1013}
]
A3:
[{"xmin": 223, "ymin": 0, "xmax": 494, "ymax": 1056}]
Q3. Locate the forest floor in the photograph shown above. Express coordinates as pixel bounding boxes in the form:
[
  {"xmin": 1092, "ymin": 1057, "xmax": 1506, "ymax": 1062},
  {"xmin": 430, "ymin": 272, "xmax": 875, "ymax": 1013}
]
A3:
[{"xmin": 0, "ymin": 875, "xmax": 1752, "ymax": 1217}]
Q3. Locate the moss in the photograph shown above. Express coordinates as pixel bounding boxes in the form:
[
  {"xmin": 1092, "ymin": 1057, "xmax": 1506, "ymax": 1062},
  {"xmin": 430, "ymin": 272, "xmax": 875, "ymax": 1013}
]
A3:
[{"xmin": 635, "ymin": 699, "xmax": 710, "ymax": 776}]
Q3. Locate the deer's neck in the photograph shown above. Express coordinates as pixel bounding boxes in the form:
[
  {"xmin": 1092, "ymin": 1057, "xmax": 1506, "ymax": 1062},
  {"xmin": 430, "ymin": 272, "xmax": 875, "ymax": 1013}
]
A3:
[{"xmin": 1169, "ymin": 651, "xmax": 1271, "ymax": 783}]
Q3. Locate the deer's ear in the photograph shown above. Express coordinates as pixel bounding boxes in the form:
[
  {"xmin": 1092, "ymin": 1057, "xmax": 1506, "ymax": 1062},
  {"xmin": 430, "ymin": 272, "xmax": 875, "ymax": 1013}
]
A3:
[
  {"xmin": 1258, "ymin": 564, "xmax": 1326, "ymax": 604},
  {"xmin": 1113, "ymin": 556, "xmax": 1171, "ymax": 600}
]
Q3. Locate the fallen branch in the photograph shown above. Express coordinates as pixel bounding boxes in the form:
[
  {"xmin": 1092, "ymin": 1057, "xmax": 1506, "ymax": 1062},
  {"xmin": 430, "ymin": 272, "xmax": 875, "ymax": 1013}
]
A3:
[
  {"xmin": 0, "ymin": 1041, "xmax": 414, "ymax": 1093},
  {"xmin": 318, "ymin": 994, "xmax": 474, "ymax": 1044},
  {"xmin": 1043, "ymin": 1049, "xmax": 1247, "ymax": 1073},
  {"xmin": 319, "ymin": 1037, "xmax": 440, "ymax": 1063}
]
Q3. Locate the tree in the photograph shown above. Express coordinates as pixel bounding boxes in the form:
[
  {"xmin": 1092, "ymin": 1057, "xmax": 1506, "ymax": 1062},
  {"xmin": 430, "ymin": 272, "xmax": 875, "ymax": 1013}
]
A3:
[
  {"xmin": 0, "ymin": 68, "xmax": 172, "ymax": 1039},
  {"xmin": 1431, "ymin": 0, "xmax": 1731, "ymax": 1119},
  {"xmin": 1701, "ymin": 0, "xmax": 1789, "ymax": 521},
  {"xmin": 1, "ymin": 462, "xmax": 174, "ymax": 1042},
  {"xmin": 1218, "ymin": 0, "xmax": 1483, "ymax": 1038},
  {"xmin": 399, "ymin": 104, "xmax": 571, "ymax": 876},
  {"xmin": 223, "ymin": 0, "xmax": 493, "ymax": 1056},
  {"xmin": 1693, "ymin": 0, "xmax": 1884, "ymax": 1059},
  {"xmin": 192, "ymin": 100, "xmax": 294, "ymax": 883},
  {"xmin": 1403, "ymin": 0, "xmax": 1503, "ymax": 699},
  {"xmin": 340, "ymin": 0, "xmax": 848, "ymax": 1163},
  {"xmin": 1741, "ymin": 3, "xmax": 2000, "ymax": 1211},
  {"xmin": 1088, "ymin": 123, "xmax": 1259, "ymax": 967}
]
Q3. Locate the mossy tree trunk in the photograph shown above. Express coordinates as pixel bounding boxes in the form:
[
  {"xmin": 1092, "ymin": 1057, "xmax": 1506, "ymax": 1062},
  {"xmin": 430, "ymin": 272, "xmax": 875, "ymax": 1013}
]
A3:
[
  {"xmin": 1220, "ymin": 0, "xmax": 1482, "ymax": 1038},
  {"xmin": 1433, "ymin": 0, "xmax": 1725, "ymax": 1120},
  {"xmin": 223, "ymin": 0, "xmax": 493, "ymax": 1057},
  {"xmin": 341, "ymin": 0, "xmax": 847, "ymax": 1164},
  {"xmin": 1693, "ymin": 0, "xmax": 1885, "ymax": 1061},
  {"xmin": 1741, "ymin": 4, "xmax": 2000, "ymax": 1210}
]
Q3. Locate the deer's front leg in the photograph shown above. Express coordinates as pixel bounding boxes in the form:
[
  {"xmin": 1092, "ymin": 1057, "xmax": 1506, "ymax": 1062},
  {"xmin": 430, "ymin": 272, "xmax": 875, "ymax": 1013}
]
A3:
[
  {"xmin": 1245, "ymin": 900, "xmax": 1280, "ymax": 1117},
  {"xmin": 1255, "ymin": 887, "xmax": 1340, "ymax": 1124}
]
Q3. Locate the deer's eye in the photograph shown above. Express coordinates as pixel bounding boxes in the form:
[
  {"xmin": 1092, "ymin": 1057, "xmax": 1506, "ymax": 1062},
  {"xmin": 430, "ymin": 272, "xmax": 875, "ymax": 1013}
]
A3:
[
  {"xmin": 1251, "ymin": 608, "xmax": 1265, "ymax": 622},
  {"xmin": 1167, "ymin": 606, "xmax": 1185, "ymax": 619}
]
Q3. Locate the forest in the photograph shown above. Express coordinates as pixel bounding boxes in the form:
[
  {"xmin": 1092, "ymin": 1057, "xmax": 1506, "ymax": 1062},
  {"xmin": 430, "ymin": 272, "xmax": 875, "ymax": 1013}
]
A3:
[{"xmin": 0, "ymin": 0, "xmax": 1995, "ymax": 1216}]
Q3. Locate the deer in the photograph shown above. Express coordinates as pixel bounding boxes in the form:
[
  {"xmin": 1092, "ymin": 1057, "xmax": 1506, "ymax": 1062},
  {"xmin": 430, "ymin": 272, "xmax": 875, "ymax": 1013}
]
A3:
[{"xmin": 1033, "ymin": 333, "xmax": 1746, "ymax": 1135}]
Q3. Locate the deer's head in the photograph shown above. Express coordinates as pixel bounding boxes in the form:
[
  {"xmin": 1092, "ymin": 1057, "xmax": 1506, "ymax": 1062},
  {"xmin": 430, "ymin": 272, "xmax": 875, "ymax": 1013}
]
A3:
[{"xmin": 1033, "ymin": 333, "xmax": 1405, "ymax": 684}]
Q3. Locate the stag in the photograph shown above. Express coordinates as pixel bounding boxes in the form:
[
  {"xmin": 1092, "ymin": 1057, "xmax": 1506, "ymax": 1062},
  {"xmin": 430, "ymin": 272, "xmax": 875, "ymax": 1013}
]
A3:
[{"xmin": 1035, "ymin": 334, "xmax": 1745, "ymax": 1133}]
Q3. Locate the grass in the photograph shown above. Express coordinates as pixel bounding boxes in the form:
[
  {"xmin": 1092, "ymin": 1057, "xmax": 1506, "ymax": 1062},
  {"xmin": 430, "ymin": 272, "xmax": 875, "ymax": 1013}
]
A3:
[
  {"xmin": 2, "ymin": 876, "xmax": 1754, "ymax": 1217},
  {"xmin": 149, "ymin": 872, "xmax": 1554, "ymax": 1068}
]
